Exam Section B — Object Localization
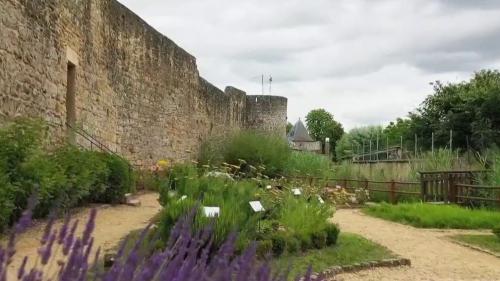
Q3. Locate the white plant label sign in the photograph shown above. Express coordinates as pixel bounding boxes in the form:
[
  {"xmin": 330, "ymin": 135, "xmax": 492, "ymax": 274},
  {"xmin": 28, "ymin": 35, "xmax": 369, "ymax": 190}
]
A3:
[
  {"xmin": 292, "ymin": 188, "xmax": 302, "ymax": 196},
  {"xmin": 317, "ymin": 195, "xmax": 325, "ymax": 204},
  {"xmin": 203, "ymin": 206, "xmax": 220, "ymax": 218},
  {"xmin": 249, "ymin": 201, "xmax": 265, "ymax": 212},
  {"xmin": 179, "ymin": 195, "xmax": 187, "ymax": 201},
  {"xmin": 266, "ymin": 185, "xmax": 272, "ymax": 190}
]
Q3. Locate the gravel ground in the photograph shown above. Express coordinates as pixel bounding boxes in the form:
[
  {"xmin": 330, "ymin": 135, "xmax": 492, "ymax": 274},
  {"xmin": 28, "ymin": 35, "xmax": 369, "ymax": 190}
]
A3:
[
  {"xmin": 332, "ymin": 209, "xmax": 500, "ymax": 281},
  {"xmin": 5, "ymin": 192, "xmax": 162, "ymax": 279}
]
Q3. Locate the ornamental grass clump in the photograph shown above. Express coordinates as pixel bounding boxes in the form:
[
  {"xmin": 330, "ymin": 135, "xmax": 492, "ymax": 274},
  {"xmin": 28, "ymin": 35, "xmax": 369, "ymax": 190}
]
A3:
[{"xmin": 1, "ymin": 205, "xmax": 319, "ymax": 281}]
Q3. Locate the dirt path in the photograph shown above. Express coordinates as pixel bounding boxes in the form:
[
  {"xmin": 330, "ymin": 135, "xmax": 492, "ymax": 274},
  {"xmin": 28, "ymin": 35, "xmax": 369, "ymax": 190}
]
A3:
[
  {"xmin": 5, "ymin": 192, "xmax": 161, "ymax": 279},
  {"xmin": 332, "ymin": 209, "xmax": 500, "ymax": 281}
]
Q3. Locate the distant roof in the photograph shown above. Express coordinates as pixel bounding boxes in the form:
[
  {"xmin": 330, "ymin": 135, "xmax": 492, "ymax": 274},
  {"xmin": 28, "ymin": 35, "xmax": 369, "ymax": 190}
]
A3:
[{"xmin": 288, "ymin": 119, "xmax": 314, "ymax": 142}]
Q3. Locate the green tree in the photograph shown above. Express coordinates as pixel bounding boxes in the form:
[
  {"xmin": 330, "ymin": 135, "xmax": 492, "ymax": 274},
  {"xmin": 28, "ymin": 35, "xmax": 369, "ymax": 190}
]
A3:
[
  {"xmin": 286, "ymin": 122, "xmax": 293, "ymax": 134},
  {"xmin": 305, "ymin": 109, "xmax": 344, "ymax": 157},
  {"xmin": 408, "ymin": 70, "xmax": 500, "ymax": 151},
  {"xmin": 335, "ymin": 126, "xmax": 384, "ymax": 160}
]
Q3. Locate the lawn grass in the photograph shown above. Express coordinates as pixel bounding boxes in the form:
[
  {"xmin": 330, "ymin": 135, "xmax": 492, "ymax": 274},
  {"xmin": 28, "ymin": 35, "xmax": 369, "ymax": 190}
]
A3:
[
  {"xmin": 273, "ymin": 233, "xmax": 395, "ymax": 278},
  {"xmin": 364, "ymin": 203, "xmax": 500, "ymax": 229},
  {"xmin": 450, "ymin": 234, "xmax": 500, "ymax": 255}
]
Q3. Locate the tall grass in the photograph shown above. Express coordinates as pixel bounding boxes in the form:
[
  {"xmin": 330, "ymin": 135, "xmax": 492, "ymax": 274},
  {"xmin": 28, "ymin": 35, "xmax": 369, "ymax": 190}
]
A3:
[
  {"xmin": 283, "ymin": 151, "xmax": 333, "ymax": 178},
  {"xmin": 334, "ymin": 149, "xmax": 479, "ymax": 182},
  {"xmin": 365, "ymin": 203, "xmax": 500, "ymax": 229},
  {"xmin": 276, "ymin": 195, "xmax": 333, "ymax": 239},
  {"xmin": 199, "ymin": 131, "xmax": 291, "ymax": 177}
]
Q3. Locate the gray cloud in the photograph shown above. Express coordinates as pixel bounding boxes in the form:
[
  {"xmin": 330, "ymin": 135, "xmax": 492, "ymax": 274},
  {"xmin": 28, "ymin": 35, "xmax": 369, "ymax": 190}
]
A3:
[{"xmin": 119, "ymin": 0, "xmax": 500, "ymax": 129}]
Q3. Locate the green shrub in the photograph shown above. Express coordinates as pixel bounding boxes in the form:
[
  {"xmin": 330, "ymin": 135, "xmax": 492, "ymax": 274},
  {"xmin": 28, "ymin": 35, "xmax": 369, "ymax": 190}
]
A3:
[
  {"xmin": 18, "ymin": 153, "xmax": 67, "ymax": 218},
  {"xmin": 96, "ymin": 154, "xmax": 133, "ymax": 203},
  {"xmin": 271, "ymin": 234, "xmax": 286, "ymax": 257},
  {"xmin": 158, "ymin": 173, "xmax": 261, "ymax": 248},
  {"xmin": 325, "ymin": 224, "xmax": 340, "ymax": 246},
  {"xmin": 298, "ymin": 234, "xmax": 313, "ymax": 252},
  {"xmin": 277, "ymin": 195, "xmax": 333, "ymax": 239},
  {"xmin": 200, "ymin": 131, "xmax": 291, "ymax": 177},
  {"xmin": 286, "ymin": 236, "xmax": 301, "ymax": 254},
  {"xmin": 283, "ymin": 151, "xmax": 333, "ymax": 178},
  {"xmin": 311, "ymin": 231, "xmax": 327, "ymax": 249},
  {"xmin": 493, "ymin": 226, "xmax": 500, "ymax": 240},
  {"xmin": 0, "ymin": 119, "xmax": 135, "ymax": 232},
  {"xmin": 53, "ymin": 146, "xmax": 109, "ymax": 206},
  {"xmin": 256, "ymin": 240, "xmax": 273, "ymax": 258},
  {"xmin": 0, "ymin": 171, "xmax": 14, "ymax": 232}
]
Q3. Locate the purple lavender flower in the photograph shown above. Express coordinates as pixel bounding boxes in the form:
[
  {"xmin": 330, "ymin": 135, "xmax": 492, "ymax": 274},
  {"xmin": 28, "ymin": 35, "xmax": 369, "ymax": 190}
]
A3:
[
  {"xmin": 1, "ymin": 208, "xmax": 319, "ymax": 281},
  {"xmin": 82, "ymin": 209, "xmax": 97, "ymax": 246},
  {"xmin": 17, "ymin": 256, "xmax": 28, "ymax": 280}
]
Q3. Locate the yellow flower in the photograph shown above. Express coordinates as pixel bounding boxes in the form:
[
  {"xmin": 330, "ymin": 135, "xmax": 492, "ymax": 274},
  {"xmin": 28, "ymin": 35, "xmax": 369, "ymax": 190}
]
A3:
[{"xmin": 157, "ymin": 159, "xmax": 169, "ymax": 168}]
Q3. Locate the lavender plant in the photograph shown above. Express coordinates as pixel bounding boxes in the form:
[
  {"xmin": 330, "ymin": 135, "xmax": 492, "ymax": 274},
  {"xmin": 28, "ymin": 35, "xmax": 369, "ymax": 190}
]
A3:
[{"xmin": 0, "ymin": 205, "xmax": 320, "ymax": 281}]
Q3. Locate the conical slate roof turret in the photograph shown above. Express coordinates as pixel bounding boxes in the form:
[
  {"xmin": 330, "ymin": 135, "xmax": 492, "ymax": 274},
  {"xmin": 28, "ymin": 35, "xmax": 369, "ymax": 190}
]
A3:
[{"xmin": 288, "ymin": 119, "xmax": 314, "ymax": 142}]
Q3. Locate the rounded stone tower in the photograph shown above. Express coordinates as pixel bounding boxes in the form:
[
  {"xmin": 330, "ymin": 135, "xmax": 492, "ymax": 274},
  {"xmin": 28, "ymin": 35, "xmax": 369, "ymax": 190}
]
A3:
[{"xmin": 245, "ymin": 95, "xmax": 288, "ymax": 137}]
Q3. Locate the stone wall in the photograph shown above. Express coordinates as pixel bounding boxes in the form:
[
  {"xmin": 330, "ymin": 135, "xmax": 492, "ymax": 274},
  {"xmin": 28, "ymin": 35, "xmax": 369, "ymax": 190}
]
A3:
[{"xmin": 0, "ymin": 0, "xmax": 287, "ymax": 166}]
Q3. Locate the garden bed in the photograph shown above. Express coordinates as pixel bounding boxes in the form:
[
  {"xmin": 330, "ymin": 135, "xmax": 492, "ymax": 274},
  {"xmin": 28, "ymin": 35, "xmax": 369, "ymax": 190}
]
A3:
[
  {"xmin": 448, "ymin": 234, "xmax": 500, "ymax": 257},
  {"xmin": 363, "ymin": 203, "xmax": 500, "ymax": 229},
  {"xmin": 273, "ymin": 233, "xmax": 398, "ymax": 279}
]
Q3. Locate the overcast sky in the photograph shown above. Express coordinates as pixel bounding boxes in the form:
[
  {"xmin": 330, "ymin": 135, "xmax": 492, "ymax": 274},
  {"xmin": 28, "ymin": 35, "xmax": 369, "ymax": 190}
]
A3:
[{"xmin": 118, "ymin": 0, "xmax": 500, "ymax": 130}]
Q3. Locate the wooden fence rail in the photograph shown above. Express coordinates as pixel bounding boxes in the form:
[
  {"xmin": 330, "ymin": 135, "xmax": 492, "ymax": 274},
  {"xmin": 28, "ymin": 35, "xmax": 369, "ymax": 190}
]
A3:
[{"xmin": 285, "ymin": 172, "xmax": 500, "ymax": 206}]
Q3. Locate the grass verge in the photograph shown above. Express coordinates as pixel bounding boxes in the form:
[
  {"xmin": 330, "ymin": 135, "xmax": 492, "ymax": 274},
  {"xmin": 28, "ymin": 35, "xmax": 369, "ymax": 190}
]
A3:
[
  {"xmin": 449, "ymin": 234, "xmax": 500, "ymax": 255},
  {"xmin": 273, "ymin": 233, "xmax": 395, "ymax": 278},
  {"xmin": 364, "ymin": 203, "xmax": 500, "ymax": 229}
]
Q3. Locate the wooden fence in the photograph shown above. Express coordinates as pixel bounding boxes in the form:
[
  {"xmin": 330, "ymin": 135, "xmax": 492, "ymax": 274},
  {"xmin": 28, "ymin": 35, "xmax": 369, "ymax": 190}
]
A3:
[{"xmin": 286, "ymin": 171, "xmax": 500, "ymax": 206}]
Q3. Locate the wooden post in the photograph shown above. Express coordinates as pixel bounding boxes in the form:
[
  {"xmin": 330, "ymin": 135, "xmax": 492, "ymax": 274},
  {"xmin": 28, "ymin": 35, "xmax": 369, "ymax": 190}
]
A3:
[
  {"xmin": 449, "ymin": 174, "xmax": 456, "ymax": 203},
  {"xmin": 390, "ymin": 180, "xmax": 396, "ymax": 204},
  {"xmin": 344, "ymin": 179, "xmax": 348, "ymax": 190},
  {"xmin": 420, "ymin": 173, "xmax": 427, "ymax": 202},
  {"xmin": 309, "ymin": 177, "xmax": 313, "ymax": 187}
]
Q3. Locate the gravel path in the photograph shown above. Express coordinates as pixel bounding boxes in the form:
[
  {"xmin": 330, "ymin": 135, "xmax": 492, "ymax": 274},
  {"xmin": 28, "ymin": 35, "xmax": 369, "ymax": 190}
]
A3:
[
  {"xmin": 332, "ymin": 209, "xmax": 500, "ymax": 281},
  {"xmin": 5, "ymin": 192, "xmax": 161, "ymax": 279}
]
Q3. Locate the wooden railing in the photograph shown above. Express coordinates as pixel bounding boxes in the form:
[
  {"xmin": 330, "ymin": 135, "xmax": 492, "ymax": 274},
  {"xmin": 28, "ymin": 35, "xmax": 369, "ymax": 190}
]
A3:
[
  {"xmin": 285, "ymin": 176, "xmax": 420, "ymax": 204},
  {"xmin": 285, "ymin": 172, "xmax": 500, "ymax": 206},
  {"xmin": 419, "ymin": 170, "xmax": 489, "ymax": 203},
  {"xmin": 456, "ymin": 184, "xmax": 500, "ymax": 205}
]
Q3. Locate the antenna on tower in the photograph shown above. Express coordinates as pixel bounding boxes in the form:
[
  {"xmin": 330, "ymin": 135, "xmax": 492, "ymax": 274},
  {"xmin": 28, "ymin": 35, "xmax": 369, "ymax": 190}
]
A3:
[
  {"xmin": 261, "ymin": 74, "xmax": 264, "ymax": 95},
  {"xmin": 269, "ymin": 75, "xmax": 273, "ymax": 94}
]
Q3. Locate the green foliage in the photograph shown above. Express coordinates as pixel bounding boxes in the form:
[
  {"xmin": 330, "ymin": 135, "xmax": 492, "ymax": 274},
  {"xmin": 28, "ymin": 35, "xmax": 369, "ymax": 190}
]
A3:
[
  {"xmin": 158, "ymin": 170, "xmax": 261, "ymax": 248},
  {"xmin": 273, "ymin": 233, "xmax": 395, "ymax": 280},
  {"xmin": 365, "ymin": 203, "xmax": 500, "ymax": 229},
  {"xmin": 493, "ymin": 226, "xmax": 500, "ymax": 240},
  {"xmin": 256, "ymin": 240, "xmax": 273, "ymax": 258},
  {"xmin": 324, "ymin": 224, "xmax": 340, "ymax": 246},
  {"xmin": 277, "ymin": 195, "xmax": 333, "ymax": 239},
  {"xmin": 0, "ymin": 171, "xmax": 14, "ymax": 232},
  {"xmin": 157, "ymin": 163, "xmax": 339, "ymax": 257},
  {"xmin": 333, "ymin": 148, "xmax": 473, "ymax": 184},
  {"xmin": 298, "ymin": 234, "xmax": 312, "ymax": 252},
  {"xmin": 451, "ymin": 234, "xmax": 500, "ymax": 254},
  {"xmin": 377, "ymin": 70, "xmax": 500, "ymax": 153},
  {"xmin": 335, "ymin": 125, "xmax": 384, "ymax": 160},
  {"xmin": 0, "ymin": 119, "xmax": 134, "ymax": 232},
  {"xmin": 223, "ymin": 131, "xmax": 291, "ymax": 176},
  {"xmin": 305, "ymin": 109, "xmax": 344, "ymax": 157},
  {"xmin": 285, "ymin": 236, "xmax": 300, "ymax": 254},
  {"xmin": 199, "ymin": 131, "xmax": 291, "ymax": 177},
  {"xmin": 311, "ymin": 231, "xmax": 327, "ymax": 249},
  {"xmin": 286, "ymin": 122, "xmax": 293, "ymax": 134},
  {"xmin": 95, "ymin": 154, "xmax": 133, "ymax": 203},
  {"xmin": 271, "ymin": 234, "xmax": 287, "ymax": 257},
  {"xmin": 283, "ymin": 151, "xmax": 333, "ymax": 178}
]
